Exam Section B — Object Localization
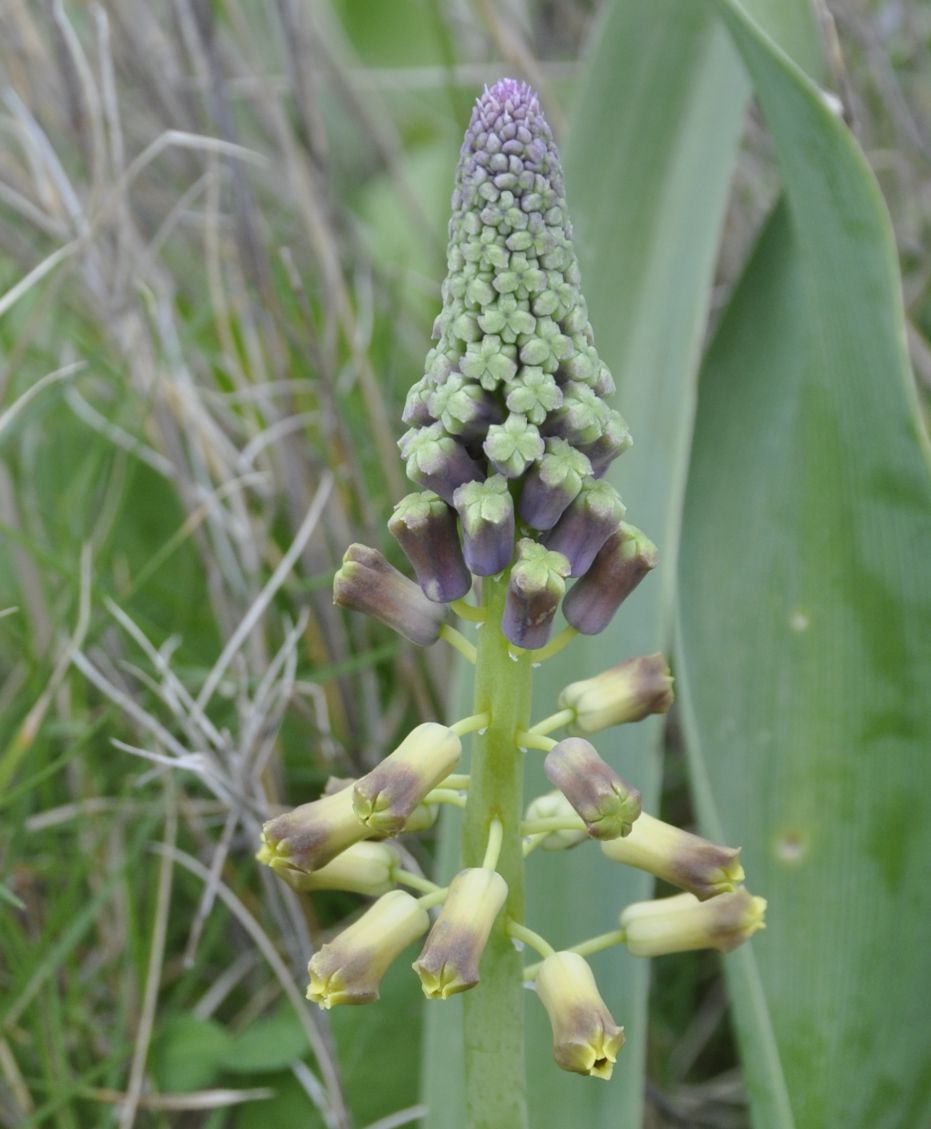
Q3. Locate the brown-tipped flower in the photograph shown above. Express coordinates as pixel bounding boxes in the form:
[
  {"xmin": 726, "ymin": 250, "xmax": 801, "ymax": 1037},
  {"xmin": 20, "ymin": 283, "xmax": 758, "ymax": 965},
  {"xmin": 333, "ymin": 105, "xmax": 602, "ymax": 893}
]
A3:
[
  {"xmin": 307, "ymin": 890, "xmax": 430, "ymax": 1008},
  {"xmin": 535, "ymin": 951, "xmax": 625, "ymax": 1080},
  {"xmin": 333, "ymin": 543, "xmax": 446, "ymax": 646},
  {"xmin": 600, "ymin": 812, "xmax": 744, "ymax": 900},
  {"xmin": 276, "ymin": 842, "xmax": 399, "ymax": 896},
  {"xmin": 502, "ymin": 539, "xmax": 570, "ymax": 649},
  {"xmin": 258, "ymin": 786, "xmax": 369, "ymax": 879},
  {"xmin": 413, "ymin": 868, "xmax": 508, "ymax": 998},
  {"xmin": 353, "ymin": 723, "xmax": 462, "ymax": 836},
  {"xmin": 620, "ymin": 889, "xmax": 767, "ymax": 956},
  {"xmin": 542, "ymin": 479, "xmax": 626, "ymax": 577},
  {"xmin": 558, "ymin": 653, "xmax": 673, "ymax": 733},
  {"xmin": 323, "ymin": 775, "xmax": 439, "ymax": 833},
  {"xmin": 524, "ymin": 790, "xmax": 589, "ymax": 850},
  {"xmin": 388, "ymin": 492, "xmax": 471, "ymax": 604},
  {"xmin": 544, "ymin": 738, "xmax": 641, "ymax": 840},
  {"xmin": 562, "ymin": 523, "xmax": 657, "ymax": 635}
]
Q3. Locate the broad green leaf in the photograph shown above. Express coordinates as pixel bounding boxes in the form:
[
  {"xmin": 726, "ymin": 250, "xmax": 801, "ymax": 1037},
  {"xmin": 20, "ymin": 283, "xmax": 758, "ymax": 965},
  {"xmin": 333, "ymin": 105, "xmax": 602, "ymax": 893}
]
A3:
[
  {"xmin": 678, "ymin": 5, "xmax": 931, "ymax": 1128},
  {"xmin": 422, "ymin": 1, "xmax": 818, "ymax": 1126}
]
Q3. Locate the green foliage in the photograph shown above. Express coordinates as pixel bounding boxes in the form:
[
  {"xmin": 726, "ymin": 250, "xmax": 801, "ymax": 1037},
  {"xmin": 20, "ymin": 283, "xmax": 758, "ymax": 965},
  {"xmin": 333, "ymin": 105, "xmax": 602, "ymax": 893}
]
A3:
[
  {"xmin": 1, "ymin": 0, "xmax": 928, "ymax": 1126},
  {"xmin": 677, "ymin": 3, "xmax": 931, "ymax": 1126}
]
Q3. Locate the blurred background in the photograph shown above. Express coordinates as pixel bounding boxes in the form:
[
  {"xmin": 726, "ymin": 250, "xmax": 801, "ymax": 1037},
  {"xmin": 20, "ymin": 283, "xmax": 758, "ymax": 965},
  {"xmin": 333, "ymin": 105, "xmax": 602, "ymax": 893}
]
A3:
[{"xmin": 0, "ymin": 2, "xmax": 929, "ymax": 1127}]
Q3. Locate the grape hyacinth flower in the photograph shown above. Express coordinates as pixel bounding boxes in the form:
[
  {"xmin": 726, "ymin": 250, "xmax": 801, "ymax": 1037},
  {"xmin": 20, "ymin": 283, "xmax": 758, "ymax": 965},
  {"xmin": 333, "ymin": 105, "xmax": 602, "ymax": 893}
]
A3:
[{"xmin": 258, "ymin": 78, "xmax": 765, "ymax": 1126}]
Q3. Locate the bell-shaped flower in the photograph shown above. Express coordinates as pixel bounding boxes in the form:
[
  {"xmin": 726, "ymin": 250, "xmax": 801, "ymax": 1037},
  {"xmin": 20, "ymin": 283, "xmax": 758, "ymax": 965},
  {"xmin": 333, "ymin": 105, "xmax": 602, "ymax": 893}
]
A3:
[
  {"xmin": 258, "ymin": 784, "xmax": 369, "ymax": 878},
  {"xmin": 353, "ymin": 723, "xmax": 463, "ymax": 837},
  {"xmin": 620, "ymin": 889, "xmax": 766, "ymax": 956},
  {"xmin": 278, "ymin": 842, "xmax": 399, "ymax": 897},
  {"xmin": 558, "ymin": 653, "xmax": 673, "ymax": 732},
  {"xmin": 413, "ymin": 868, "xmax": 508, "ymax": 998},
  {"xmin": 535, "ymin": 951, "xmax": 624, "ymax": 1079},
  {"xmin": 601, "ymin": 812, "xmax": 744, "ymax": 900},
  {"xmin": 307, "ymin": 890, "xmax": 430, "ymax": 1008}
]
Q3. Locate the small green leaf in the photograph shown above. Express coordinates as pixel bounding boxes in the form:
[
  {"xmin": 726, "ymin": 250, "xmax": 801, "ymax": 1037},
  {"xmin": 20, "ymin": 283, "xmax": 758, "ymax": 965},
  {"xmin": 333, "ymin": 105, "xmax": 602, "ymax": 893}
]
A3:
[
  {"xmin": 221, "ymin": 1004, "xmax": 308, "ymax": 1075},
  {"xmin": 151, "ymin": 1014, "xmax": 232, "ymax": 1093}
]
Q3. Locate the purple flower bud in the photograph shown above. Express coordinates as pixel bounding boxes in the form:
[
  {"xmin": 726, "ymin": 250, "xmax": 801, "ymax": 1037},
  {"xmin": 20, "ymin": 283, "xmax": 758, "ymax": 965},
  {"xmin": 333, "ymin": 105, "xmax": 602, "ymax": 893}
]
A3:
[
  {"xmin": 502, "ymin": 538, "xmax": 570, "ymax": 649},
  {"xmin": 333, "ymin": 543, "xmax": 446, "ymax": 646},
  {"xmin": 542, "ymin": 383, "xmax": 606, "ymax": 446},
  {"xmin": 543, "ymin": 480, "xmax": 626, "ymax": 577},
  {"xmin": 399, "ymin": 423, "xmax": 484, "ymax": 504},
  {"xmin": 544, "ymin": 737, "xmax": 641, "ymax": 840},
  {"xmin": 579, "ymin": 409, "xmax": 632, "ymax": 478},
  {"xmin": 518, "ymin": 438, "xmax": 592, "ymax": 530},
  {"xmin": 453, "ymin": 475, "xmax": 515, "ymax": 576},
  {"xmin": 401, "ymin": 377, "xmax": 436, "ymax": 427},
  {"xmin": 388, "ymin": 492, "xmax": 471, "ymax": 603},
  {"xmin": 563, "ymin": 523, "xmax": 657, "ymax": 634}
]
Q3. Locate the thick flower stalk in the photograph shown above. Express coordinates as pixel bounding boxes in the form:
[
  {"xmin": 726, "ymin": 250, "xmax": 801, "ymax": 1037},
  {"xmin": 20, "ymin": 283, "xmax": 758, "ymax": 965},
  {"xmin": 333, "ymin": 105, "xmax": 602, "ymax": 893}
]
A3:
[{"xmin": 259, "ymin": 78, "xmax": 765, "ymax": 1129}]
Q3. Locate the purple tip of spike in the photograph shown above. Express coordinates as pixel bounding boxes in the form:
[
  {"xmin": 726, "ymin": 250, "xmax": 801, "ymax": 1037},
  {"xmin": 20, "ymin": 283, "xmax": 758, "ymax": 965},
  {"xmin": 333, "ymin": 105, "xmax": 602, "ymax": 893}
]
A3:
[{"xmin": 482, "ymin": 78, "xmax": 539, "ymax": 114}]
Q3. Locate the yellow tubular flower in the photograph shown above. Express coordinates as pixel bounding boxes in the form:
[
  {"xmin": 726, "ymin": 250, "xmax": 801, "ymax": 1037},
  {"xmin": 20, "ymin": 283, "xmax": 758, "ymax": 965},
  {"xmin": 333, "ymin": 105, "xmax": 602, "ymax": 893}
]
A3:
[{"xmin": 535, "ymin": 951, "xmax": 624, "ymax": 1079}]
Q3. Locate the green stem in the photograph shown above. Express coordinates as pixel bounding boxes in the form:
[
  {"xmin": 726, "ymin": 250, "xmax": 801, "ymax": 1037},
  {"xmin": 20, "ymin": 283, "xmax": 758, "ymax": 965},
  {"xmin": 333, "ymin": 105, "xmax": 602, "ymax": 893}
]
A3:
[
  {"xmin": 522, "ymin": 928, "xmax": 627, "ymax": 982},
  {"xmin": 461, "ymin": 572, "xmax": 532, "ymax": 1129},
  {"xmin": 527, "ymin": 707, "xmax": 575, "ymax": 737},
  {"xmin": 515, "ymin": 730, "xmax": 556, "ymax": 752},
  {"xmin": 440, "ymin": 624, "xmax": 477, "ymax": 663}
]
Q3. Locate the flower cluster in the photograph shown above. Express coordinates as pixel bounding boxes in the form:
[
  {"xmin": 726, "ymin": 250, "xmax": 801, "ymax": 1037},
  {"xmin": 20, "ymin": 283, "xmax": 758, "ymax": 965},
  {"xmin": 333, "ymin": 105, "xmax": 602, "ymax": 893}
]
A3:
[{"xmin": 259, "ymin": 79, "xmax": 765, "ymax": 1086}]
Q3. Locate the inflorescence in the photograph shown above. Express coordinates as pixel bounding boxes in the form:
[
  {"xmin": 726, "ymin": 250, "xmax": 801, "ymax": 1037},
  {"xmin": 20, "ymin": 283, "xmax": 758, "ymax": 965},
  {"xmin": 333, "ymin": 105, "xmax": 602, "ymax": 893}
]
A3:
[{"xmin": 258, "ymin": 78, "xmax": 765, "ymax": 1083}]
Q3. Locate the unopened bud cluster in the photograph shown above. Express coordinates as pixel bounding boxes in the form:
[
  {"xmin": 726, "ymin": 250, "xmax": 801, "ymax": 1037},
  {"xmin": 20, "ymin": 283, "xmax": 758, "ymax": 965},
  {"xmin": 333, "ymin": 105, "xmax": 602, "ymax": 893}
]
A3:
[{"xmin": 259, "ymin": 78, "xmax": 765, "ymax": 1089}]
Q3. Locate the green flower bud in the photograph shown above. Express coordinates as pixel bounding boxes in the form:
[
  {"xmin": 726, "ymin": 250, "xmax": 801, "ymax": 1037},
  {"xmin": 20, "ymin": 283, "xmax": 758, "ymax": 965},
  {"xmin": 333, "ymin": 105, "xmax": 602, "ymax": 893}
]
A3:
[
  {"xmin": 544, "ymin": 738, "xmax": 641, "ymax": 840},
  {"xmin": 524, "ymin": 790, "xmax": 589, "ymax": 850},
  {"xmin": 413, "ymin": 867, "xmax": 508, "ymax": 998},
  {"xmin": 558, "ymin": 653, "xmax": 674, "ymax": 732},
  {"xmin": 620, "ymin": 889, "xmax": 767, "ymax": 956},
  {"xmin": 483, "ymin": 414, "xmax": 545, "ymax": 478},
  {"xmin": 535, "ymin": 951, "xmax": 625, "ymax": 1079},
  {"xmin": 601, "ymin": 812, "xmax": 744, "ymax": 900},
  {"xmin": 307, "ymin": 890, "xmax": 430, "ymax": 1008},
  {"xmin": 353, "ymin": 723, "xmax": 463, "ymax": 836},
  {"xmin": 505, "ymin": 367, "xmax": 563, "ymax": 425}
]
